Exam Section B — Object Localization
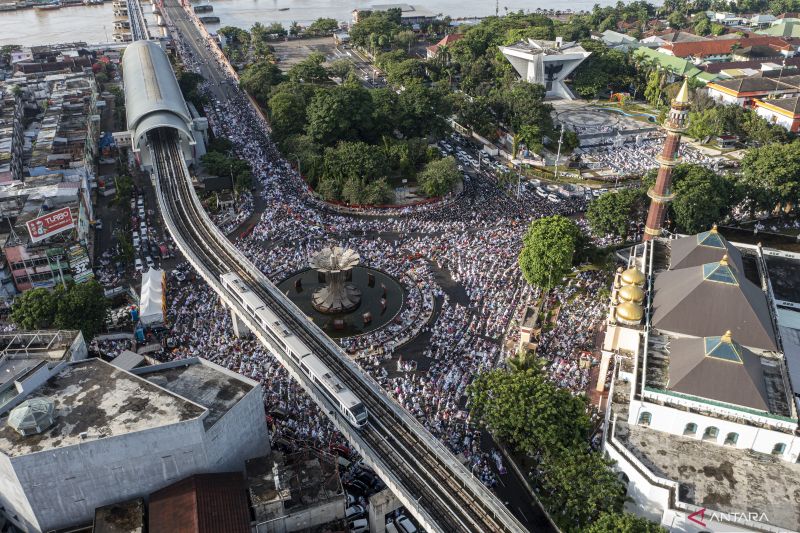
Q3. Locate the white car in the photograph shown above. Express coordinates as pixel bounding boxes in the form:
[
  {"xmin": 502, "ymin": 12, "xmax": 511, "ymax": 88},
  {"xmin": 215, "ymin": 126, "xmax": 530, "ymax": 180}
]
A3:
[
  {"xmin": 134, "ymin": 258, "xmax": 143, "ymax": 272},
  {"xmin": 346, "ymin": 505, "xmax": 365, "ymax": 520},
  {"xmin": 395, "ymin": 515, "xmax": 417, "ymax": 533},
  {"xmin": 145, "ymin": 256, "xmax": 155, "ymax": 269},
  {"xmin": 547, "ymin": 193, "xmax": 561, "ymax": 203}
]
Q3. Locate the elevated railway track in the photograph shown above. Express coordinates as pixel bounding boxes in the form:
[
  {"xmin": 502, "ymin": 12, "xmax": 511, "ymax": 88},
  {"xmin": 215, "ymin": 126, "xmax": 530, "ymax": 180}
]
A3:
[{"xmin": 149, "ymin": 130, "xmax": 528, "ymax": 533}]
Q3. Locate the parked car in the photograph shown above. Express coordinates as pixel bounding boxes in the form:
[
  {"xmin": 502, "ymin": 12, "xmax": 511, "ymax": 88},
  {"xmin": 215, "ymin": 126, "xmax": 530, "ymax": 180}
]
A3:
[
  {"xmin": 94, "ymin": 219, "xmax": 103, "ymax": 230},
  {"xmin": 134, "ymin": 258, "xmax": 143, "ymax": 273},
  {"xmin": 345, "ymin": 504, "xmax": 365, "ymax": 520},
  {"xmin": 349, "ymin": 518, "xmax": 368, "ymax": 533},
  {"xmin": 145, "ymin": 256, "xmax": 155, "ymax": 269},
  {"xmin": 343, "ymin": 480, "xmax": 369, "ymax": 496},
  {"xmin": 395, "ymin": 515, "xmax": 417, "ymax": 533}
]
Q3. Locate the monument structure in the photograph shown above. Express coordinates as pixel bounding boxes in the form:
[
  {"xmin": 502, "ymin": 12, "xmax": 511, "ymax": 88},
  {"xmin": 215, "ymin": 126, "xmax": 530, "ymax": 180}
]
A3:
[
  {"xmin": 643, "ymin": 79, "xmax": 690, "ymax": 241},
  {"xmin": 309, "ymin": 247, "xmax": 362, "ymax": 313}
]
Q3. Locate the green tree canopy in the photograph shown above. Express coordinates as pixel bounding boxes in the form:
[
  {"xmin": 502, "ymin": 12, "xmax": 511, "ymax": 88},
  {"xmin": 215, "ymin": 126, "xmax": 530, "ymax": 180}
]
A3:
[
  {"xmin": 740, "ymin": 141, "xmax": 800, "ymax": 212},
  {"xmin": 518, "ymin": 215, "xmax": 581, "ymax": 289},
  {"xmin": 418, "ymin": 156, "xmax": 460, "ymax": 197},
  {"xmin": 585, "ymin": 512, "xmax": 666, "ymax": 533},
  {"xmin": 288, "ymin": 52, "xmax": 328, "ymax": 84},
  {"xmin": 53, "ymin": 281, "xmax": 109, "ymax": 340},
  {"xmin": 11, "ymin": 282, "xmax": 109, "ymax": 340},
  {"xmin": 672, "ymin": 165, "xmax": 736, "ymax": 233},
  {"xmin": 307, "ymin": 17, "xmax": 339, "ymax": 35},
  {"xmin": 468, "ymin": 364, "xmax": 591, "ymax": 456},
  {"xmin": 539, "ymin": 447, "xmax": 628, "ymax": 531},
  {"xmin": 305, "ymin": 82, "xmax": 376, "ymax": 145},
  {"xmin": 10, "ymin": 288, "xmax": 57, "ymax": 330},
  {"xmin": 239, "ymin": 60, "xmax": 285, "ymax": 102},
  {"xmin": 586, "ymin": 189, "xmax": 647, "ymax": 239}
]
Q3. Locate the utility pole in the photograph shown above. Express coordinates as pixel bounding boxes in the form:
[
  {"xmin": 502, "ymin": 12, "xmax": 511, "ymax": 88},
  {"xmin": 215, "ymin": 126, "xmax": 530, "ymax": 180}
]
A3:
[
  {"xmin": 554, "ymin": 123, "xmax": 565, "ymax": 182},
  {"xmin": 495, "ymin": 0, "xmax": 499, "ymax": 17}
]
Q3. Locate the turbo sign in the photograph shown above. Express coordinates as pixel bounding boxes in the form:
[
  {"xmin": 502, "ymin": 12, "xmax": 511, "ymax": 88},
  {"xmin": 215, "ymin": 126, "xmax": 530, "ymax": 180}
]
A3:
[{"xmin": 26, "ymin": 207, "xmax": 75, "ymax": 243}]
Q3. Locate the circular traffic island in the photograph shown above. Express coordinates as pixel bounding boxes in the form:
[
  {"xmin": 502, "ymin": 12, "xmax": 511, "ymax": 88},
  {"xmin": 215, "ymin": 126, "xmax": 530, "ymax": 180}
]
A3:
[{"xmin": 278, "ymin": 266, "xmax": 405, "ymax": 339}]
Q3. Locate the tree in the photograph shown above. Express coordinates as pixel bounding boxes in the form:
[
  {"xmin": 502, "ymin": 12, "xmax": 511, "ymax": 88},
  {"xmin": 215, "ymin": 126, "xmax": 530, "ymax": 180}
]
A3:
[
  {"xmin": 239, "ymin": 60, "xmax": 285, "ymax": 102},
  {"xmin": 289, "ymin": 21, "xmax": 301, "ymax": 37},
  {"xmin": 385, "ymin": 58, "xmax": 426, "ymax": 86},
  {"xmin": 10, "ymin": 288, "xmax": 57, "ymax": 330},
  {"xmin": 671, "ymin": 165, "xmax": 736, "ymax": 233},
  {"xmin": 307, "ymin": 17, "xmax": 339, "ymax": 35},
  {"xmin": 667, "ymin": 10, "xmax": 686, "ymax": 28},
  {"xmin": 268, "ymin": 85, "xmax": 313, "ymax": 140},
  {"xmin": 305, "ymin": 82, "xmax": 376, "ymax": 145},
  {"xmin": 740, "ymin": 141, "xmax": 800, "ymax": 212},
  {"xmin": 586, "ymin": 189, "xmax": 647, "ymax": 239},
  {"xmin": 518, "ymin": 216, "xmax": 581, "ymax": 289},
  {"xmin": 394, "ymin": 30, "xmax": 416, "ymax": 53},
  {"xmin": 53, "ymin": 281, "xmax": 109, "ymax": 340},
  {"xmin": 694, "ymin": 16, "xmax": 711, "ymax": 35},
  {"xmin": 328, "ymin": 58, "xmax": 355, "ymax": 80},
  {"xmin": 585, "ymin": 512, "xmax": 666, "ymax": 533},
  {"xmin": 362, "ymin": 177, "xmax": 394, "ymax": 204},
  {"xmin": 538, "ymin": 447, "xmax": 628, "ymax": 531},
  {"xmin": 288, "ymin": 52, "xmax": 328, "ymax": 84},
  {"xmin": 468, "ymin": 366, "xmax": 591, "ymax": 456},
  {"xmin": 418, "ymin": 157, "xmax": 460, "ymax": 197}
]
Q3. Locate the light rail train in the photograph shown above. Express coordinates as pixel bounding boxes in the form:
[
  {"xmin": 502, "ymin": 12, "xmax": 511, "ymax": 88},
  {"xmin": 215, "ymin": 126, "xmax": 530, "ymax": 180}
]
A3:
[{"xmin": 220, "ymin": 272, "xmax": 368, "ymax": 427}]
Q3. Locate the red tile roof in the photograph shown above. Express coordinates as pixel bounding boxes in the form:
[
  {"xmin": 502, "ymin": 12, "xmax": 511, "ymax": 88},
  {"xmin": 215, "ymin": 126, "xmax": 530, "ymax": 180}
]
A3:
[
  {"xmin": 427, "ymin": 33, "xmax": 463, "ymax": 53},
  {"xmin": 148, "ymin": 473, "xmax": 251, "ymax": 533},
  {"xmin": 662, "ymin": 36, "xmax": 792, "ymax": 58}
]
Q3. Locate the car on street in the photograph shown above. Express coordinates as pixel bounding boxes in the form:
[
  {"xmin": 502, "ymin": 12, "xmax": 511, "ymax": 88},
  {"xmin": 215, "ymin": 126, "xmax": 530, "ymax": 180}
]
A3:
[
  {"xmin": 145, "ymin": 256, "xmax": 155, "ymax": 269},
  {"xmin": 134, "ymin": 258, "xmax": 143, "ymax": 273},
  {"xmin": 349, "ymin": 518, "xmax": 368, "ymax": 533}
]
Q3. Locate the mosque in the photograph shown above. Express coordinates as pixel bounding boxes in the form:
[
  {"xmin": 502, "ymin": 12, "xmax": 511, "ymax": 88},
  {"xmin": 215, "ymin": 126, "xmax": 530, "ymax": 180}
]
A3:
[{"xmin": 600, "ymin": 80, "xmax": 800, "ymax": 532}]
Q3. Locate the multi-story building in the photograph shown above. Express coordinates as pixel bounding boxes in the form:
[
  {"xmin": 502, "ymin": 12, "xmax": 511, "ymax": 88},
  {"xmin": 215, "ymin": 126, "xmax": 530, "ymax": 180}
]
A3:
[
  {"xmin": 0, "ymin": 356, "xmax": 271, "ymax": 532},
  {"xmin": 499, "ymin": 38, "xmax": 592, "ymax": 100},
  {"xmin": 600, "ymin": 229, "xmax": 800, "ymax": 532},
  {"xmin": 0, "ymin": 86, "xmax": 24, "ymax": 183}
]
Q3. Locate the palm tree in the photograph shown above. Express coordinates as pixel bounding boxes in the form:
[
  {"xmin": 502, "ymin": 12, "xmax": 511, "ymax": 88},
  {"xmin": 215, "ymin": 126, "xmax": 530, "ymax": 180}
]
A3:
[{"xmin": 508, "ymin": 350, "xmax": 541, "ymax": 374}]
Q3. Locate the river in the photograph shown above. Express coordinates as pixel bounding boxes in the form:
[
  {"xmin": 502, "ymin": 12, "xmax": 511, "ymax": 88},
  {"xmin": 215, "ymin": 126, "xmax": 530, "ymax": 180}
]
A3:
[{"xmin": 0, "ymin": 0, "xmax": 627, "ymax": 47}]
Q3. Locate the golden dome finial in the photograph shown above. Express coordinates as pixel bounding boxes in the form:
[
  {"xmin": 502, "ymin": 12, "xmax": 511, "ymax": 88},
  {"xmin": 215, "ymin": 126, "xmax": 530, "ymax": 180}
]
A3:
[
  {"xmin": 720, "ymin": 254, "xmax": 729, "ymax": 266},
  {"xmin": 710, "ymin": 224, "xmax": 718, "ymax": 233},
  {"xmin": 722, "ymin": 330, "xmax": 733, "ymax": 342},
  {"xmin": 675, "ymin": 78, "xmax": 690, "ymax": 104}
]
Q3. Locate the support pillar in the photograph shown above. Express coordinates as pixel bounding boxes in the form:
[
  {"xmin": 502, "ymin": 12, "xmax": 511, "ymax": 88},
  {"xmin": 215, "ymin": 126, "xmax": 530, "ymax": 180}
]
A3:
[
  {"xmin": 596, "ymin": 351, "xmax": 613, "ymax": 393},
  {"xmin": 230, "ymin": 308, "xmax": 251, "ymax": 338},
  {"xmin": 368, "ymin": 488, "xmax": 401, "ymax": 533}
]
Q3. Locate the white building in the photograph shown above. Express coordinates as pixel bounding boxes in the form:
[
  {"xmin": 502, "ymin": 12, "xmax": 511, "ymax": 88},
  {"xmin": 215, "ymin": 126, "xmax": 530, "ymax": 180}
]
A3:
[
  {"xmin": 0, "ymin": 356, "xmax": 270, "ymax": 532},
  {"xmin": 499, "ymin": 38, "xmax": 591, "ymax": 100},
  {"xmin": 600, "ymin": 228, "xmax": 800, "ymax": 533}
]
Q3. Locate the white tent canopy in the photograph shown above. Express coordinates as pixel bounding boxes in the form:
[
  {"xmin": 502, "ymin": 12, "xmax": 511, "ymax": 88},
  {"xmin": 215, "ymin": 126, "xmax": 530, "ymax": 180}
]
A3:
[{"xmin": 139, "ymin": 268, "xmax": 165, "ymax": 326}]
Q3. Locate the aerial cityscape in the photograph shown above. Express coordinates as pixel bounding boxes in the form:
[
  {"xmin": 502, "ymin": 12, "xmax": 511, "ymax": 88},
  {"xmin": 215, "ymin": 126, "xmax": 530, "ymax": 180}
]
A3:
[{"xmin": 1, "ymin": 1, "xmax": 799, "ymax": 532}]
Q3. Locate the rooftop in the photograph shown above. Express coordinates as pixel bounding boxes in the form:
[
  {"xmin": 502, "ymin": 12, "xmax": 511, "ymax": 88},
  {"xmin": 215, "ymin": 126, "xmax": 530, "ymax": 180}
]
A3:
[
  {"xmin": 0, "ymin": 359, "xmax": 205, "ymax": 457},
  {"xmin": 246, "ymin": 449, "xmax": 343, "ymax": 523},
  {"xmin": 614, "ymin": 415, "xmax": 800, "ymax": 531},
  {"xmin": 137, "ymin": 359, "xmax": 253, "ymax": 430},
  {"xmin": 93, "ymin": 499, "xmax": 145, "ymax": 533},
  {"xmin": 148, "ymin": 473, "xmax": 250, "ymax": 533}
]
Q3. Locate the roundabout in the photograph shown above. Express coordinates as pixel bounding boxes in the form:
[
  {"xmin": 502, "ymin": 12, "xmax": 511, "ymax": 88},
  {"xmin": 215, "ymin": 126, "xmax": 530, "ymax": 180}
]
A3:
[{"xmin": 278, "ymin": 265, "xmax": 405, "ymax": 339}]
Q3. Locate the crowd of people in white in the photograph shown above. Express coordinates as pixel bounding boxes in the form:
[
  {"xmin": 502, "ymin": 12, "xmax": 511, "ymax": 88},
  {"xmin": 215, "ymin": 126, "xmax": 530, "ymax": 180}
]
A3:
[{"xmin": 90, "ymin": 33, "xmax": 614, "ymax": 493}]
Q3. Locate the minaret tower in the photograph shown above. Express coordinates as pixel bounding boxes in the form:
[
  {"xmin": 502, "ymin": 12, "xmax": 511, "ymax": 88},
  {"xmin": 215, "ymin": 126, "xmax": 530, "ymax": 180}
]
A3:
[{"xmin": 643, "ymin": 79, "xmax": 691, "ymax": 241}]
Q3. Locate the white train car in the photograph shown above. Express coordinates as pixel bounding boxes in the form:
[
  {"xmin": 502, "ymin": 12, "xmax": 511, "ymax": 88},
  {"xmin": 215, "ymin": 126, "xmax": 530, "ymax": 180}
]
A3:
[{"xmin": 220, "ymin": 272, "xmax": 368, "ymax": 427}]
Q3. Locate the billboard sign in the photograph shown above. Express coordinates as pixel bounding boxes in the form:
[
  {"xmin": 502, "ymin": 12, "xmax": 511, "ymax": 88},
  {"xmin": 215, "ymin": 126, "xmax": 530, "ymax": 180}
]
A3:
[{"xmin": 26, "ymin": 207, "xmax": 74, "ymax": 243}]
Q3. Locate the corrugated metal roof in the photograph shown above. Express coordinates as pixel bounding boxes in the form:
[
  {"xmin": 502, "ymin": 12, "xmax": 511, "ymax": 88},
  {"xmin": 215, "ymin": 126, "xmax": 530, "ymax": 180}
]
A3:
[{"xmin": 148, "ymin": 473, "xmax": 251, "ymax": 533}]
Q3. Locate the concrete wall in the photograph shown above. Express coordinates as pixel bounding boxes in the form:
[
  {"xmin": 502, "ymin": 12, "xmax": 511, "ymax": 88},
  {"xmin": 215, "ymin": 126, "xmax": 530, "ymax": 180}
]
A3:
[
  {"xmin": 0, "ymin": 452, "xmax": 36, "ymax": 532},
  {"xmin": 255, "ymin": 498, "xmax": 345, "ymax": 533},
  {"xmin": 203, "ymin": 383, "xmax": 271, "ymax": 472},
  {"xmin": 9, "ymin": 418, "xmax": 208, "ymax": 531},
  {"xmin": 628, "ymin": 399, "xmax": 800, "ymax": 462}
]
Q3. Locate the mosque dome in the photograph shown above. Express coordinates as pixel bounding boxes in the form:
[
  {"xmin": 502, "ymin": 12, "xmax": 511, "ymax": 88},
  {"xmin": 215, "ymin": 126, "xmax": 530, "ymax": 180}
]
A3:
[
  {"xmin": 621, "ymin": 267, "xmax": 645, "ymax": 286},
  {"xmin": 618, "ymin": 284, "xmax": 645, "ymax": 303},
  {"xmin": 616, "ymin": 301, "xmax": 644, "ymax": 324}
]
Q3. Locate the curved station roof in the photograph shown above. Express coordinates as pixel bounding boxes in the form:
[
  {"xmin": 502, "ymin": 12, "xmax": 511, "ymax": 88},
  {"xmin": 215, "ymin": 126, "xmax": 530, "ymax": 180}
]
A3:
[{"xmin": 122, "ymin": 40, "xmax": 193, "ymax": 150}]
